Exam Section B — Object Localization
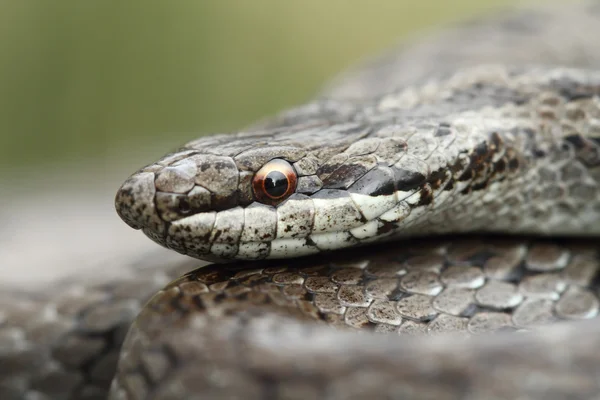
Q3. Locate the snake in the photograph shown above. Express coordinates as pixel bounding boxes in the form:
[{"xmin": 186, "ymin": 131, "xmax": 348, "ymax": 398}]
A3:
[{"xmin": 2, "ymin": 1, "xmax": 600, "ymax": 399}]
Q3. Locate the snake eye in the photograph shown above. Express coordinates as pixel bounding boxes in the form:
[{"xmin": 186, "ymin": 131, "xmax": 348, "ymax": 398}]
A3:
[{"xmin": 252, "ymin": 159, "xmax": 297, "ymax": 205}]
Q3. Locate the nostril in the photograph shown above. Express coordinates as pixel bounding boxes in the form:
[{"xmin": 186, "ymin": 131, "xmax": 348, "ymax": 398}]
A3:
[
  {"xmin": 178, "ymin": 198, "xmax": 192, "ymax": 214},
  {"xmin": 115, "ymin": 171, "xmax": 165, "ymax": 234}
]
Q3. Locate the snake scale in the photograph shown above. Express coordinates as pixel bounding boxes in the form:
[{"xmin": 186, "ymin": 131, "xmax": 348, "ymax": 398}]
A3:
[{"xmin": 3, "ymin": 1, "xmax": 600, "ymax": 399}]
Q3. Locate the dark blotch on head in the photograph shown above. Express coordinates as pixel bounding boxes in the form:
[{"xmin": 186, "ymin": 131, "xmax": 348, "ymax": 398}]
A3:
[
  {"xmin": 348, "ymin": 166, "xmax": 396, "ymax": 196},
  {"xmin": 322, "ymin": 163, "xmax": 368, "ymax": 190},
  {"xmin": 427, "ymin": 169, "xmax": 448, "ymax": 190},
  {"xmin": 417, "ymin": 185, "xmax": 434, "ymax": 206},
  {"xmin": 392, "ymin": 167, "xmax": 427, "ymax": 191}
]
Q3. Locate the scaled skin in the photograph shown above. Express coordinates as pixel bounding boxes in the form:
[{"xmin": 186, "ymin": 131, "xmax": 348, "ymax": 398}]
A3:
[
  {"xmin": 116, "ymin": 66, "xmax": 600, "ymax": 262},
  {"xmin": 4, "ymin": 2, "xmax": 600, "ymax": 399}
]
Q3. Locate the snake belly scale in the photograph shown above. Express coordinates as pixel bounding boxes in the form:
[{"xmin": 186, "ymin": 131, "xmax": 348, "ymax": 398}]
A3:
[{"xmin": 3, "ymin": 2, "xmax": 600, "ymax": 400}]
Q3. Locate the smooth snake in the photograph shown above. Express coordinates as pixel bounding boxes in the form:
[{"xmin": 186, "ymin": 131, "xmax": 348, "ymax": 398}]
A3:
[{"xmin": 2, "ymin": 1, "xmax": 600, "ymax": 399}]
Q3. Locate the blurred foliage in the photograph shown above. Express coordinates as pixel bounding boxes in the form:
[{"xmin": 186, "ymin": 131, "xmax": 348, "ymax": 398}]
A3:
[{"xmin": 0, "ymin": 0, "xmax": 518, "ymax": 173}]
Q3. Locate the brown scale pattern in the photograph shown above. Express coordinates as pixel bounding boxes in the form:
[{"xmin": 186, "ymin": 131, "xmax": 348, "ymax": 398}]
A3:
[
  {"xmin": 158, "ymin": 239, "xmax": 600, "ymax": 334},
  {"xmin": 5, "ymin": 2, "xmax": 600, "ymax": 399},
  {"xmin": 108, "ymin": 238, "xmax": 600, "ymax": 399}
]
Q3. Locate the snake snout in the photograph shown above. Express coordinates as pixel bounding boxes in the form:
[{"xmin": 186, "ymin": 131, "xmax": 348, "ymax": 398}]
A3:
[{"xmin": 115, "ymin": 171, "xmax": 165, "ymax": 235}]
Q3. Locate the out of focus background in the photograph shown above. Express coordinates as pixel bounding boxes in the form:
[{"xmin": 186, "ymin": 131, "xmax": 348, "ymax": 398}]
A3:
[
  {"xmin": 0, "ymin": 0, "xmax": 518, "ymax": 285},
  {"xmin": 1, "ymin": 0, "xmax": 521, "ymax": 175}
]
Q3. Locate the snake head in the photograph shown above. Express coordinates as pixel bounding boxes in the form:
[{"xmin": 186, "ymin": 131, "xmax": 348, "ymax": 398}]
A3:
[
  {"xmin": 117, "ymin": 95, "xmax": 530, "ymax": 263},
  {"xmin": 116, "ymin": 138, "xmax": 323, "ymax": 261},
  {"xmin": 114, "ymin": 121, "xmax": 429, "ymax": 262},
  {"xmin": 115, "ymin": 146, "xmax": 282, "ymax": 262}
]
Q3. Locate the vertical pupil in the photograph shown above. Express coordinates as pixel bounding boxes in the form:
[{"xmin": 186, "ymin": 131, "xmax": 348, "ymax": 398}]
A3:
[{"xmin": 264, "ymin": 171, "xmax": 288, "ymax": 197}]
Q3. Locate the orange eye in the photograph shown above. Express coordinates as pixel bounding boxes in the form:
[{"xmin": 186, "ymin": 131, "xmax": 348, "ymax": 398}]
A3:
[{"xmin": 252, "ymin": 159, "xmax": 297, "ymax": 205}]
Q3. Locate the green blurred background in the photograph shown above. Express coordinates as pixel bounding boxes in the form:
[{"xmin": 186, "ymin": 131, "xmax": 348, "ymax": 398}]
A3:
[{"xmin": 0, "ymin": 0, "xmax": 520, "ymax": 178}]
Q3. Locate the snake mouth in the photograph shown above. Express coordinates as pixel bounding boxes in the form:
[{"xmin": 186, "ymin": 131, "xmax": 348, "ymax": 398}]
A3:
[{"xmin": 115, "ymin": 171, "xmax": 166, "ymax": 234}]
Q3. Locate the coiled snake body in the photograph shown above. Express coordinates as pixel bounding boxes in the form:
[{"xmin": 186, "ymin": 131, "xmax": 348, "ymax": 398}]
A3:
[{"xmin": 3, "ymin": 2, "xmax": 600, "ymax": 399}]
